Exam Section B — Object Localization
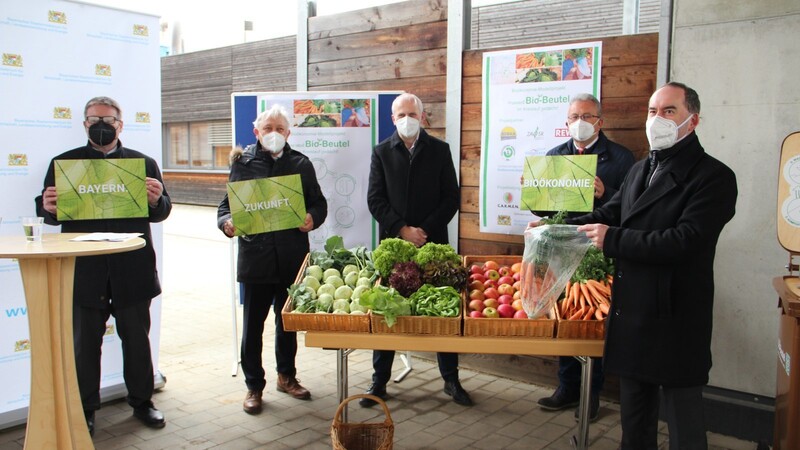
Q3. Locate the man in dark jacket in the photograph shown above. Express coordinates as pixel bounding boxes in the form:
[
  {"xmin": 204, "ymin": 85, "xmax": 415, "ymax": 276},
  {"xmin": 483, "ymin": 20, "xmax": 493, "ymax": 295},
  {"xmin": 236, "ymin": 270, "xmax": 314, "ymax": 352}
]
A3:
[
  {"xmin": 536, "ymin": 93, "xmax": 635, "ymax": 421},
  {"xmin": 362, "ymin": 93, "xmax": 472, "ymax": 407},
  {"xmin": 36, "ymin": 96, "xmax": 171, "ymax": 435},
  {"xmin": 565, "ymin": 82, "xmax": 738, "ymax": 449},
  {"xmin": 217, "ymin": 104, "xmax": 327, "ymax": 415}
]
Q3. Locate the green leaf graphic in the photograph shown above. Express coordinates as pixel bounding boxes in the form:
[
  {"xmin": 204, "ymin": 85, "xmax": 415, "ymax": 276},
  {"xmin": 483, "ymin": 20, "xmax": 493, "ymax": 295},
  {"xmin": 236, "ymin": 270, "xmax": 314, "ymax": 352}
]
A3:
[
  {"xmin": 55, "ymin": 159, "xmax": 148, "ymax": 221},
  {"xmin": 227, "ymin": 174, "xmax": 307, "ymax": 235},
  {"xmin": 520, "ymin": 155, "xmax": 597, "ymax": 212}
]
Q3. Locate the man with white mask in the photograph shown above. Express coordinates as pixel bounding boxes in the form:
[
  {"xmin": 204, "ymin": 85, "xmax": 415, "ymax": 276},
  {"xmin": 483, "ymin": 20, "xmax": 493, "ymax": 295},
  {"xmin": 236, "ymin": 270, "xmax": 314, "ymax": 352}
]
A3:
[
  {"xmin": 538, "ymin": 82, "xmax": 738, "ymax": 449},
  {"xmin": 217, "ymin": 104, "xmax": 327, "ymax": 414},
  {"xmin": 535, "ymin": 93, "xmax": 634, "ymax": 422},
  {"xmin": 364, "ymin": 93, "xmax": 472, "ymax": 407}
]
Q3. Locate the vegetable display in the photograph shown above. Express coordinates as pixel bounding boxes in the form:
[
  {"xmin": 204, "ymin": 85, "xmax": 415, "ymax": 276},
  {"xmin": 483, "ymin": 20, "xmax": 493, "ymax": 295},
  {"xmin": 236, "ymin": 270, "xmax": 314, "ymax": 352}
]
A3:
[
  {"xmin": 409, "ymin": 285, "xmax": 461, "ymax": 318},
  {"xmin": 559, "ymin": 246, "xmax": 615, "ymax": 321},
  {"xmin": 371, "ymin": 238, "xmax": 417, "ymax": 278}
]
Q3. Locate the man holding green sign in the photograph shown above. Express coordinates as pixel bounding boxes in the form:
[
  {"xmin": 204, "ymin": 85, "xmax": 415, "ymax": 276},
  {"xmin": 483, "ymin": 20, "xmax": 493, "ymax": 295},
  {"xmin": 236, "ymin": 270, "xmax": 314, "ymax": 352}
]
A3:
[
  {"xmin": 217, "ymin": 104, "xmax": 327, "ymax": 414},
  {"xmin": 35, "ymin": 96, "xmax": 171, "ymax": 435}
]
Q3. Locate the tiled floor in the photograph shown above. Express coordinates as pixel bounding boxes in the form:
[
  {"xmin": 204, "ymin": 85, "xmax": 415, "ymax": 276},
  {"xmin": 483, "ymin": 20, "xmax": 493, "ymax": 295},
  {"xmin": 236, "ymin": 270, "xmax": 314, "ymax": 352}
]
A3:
[{"xmin": 0, "ymin": 205, "xmax": 763, "ymax": 449}]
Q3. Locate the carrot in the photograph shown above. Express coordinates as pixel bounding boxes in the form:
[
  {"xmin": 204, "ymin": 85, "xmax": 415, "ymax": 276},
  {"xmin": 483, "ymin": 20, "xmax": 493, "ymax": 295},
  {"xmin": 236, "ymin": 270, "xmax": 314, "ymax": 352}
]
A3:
[
  {"xmin": 594, "ymin": 308, "xmax": 604, "ymax": 320},
  {"xmin": 570, "ymin": 282, "xmax": 580, "ymax": 308},
  {"xmin": 584, "ymin": 282, "xmax": 607, "ymax": 306},
  {"xmin": 579, "ymin": 282, "xmax": 592, "ymax": 307},
  {"xmin": 583, "ymin": 306, "xmax": 596, "ymax": 321},
  {"xmin": 568, "ymin": 307, "xmax": 585, "ymax": 321},
  {"xmin": 586, "ymin": 279, "xmax": 610, "ymax": 297},
  {"xmin": 597, "ymin": 302, "xmax": 610, "ymax": 315}
]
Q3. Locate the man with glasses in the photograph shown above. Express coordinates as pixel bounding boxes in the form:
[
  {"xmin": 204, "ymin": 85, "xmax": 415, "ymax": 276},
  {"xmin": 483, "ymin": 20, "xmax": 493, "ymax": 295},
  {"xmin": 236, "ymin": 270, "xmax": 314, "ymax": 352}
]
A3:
[
  {"xmin": 535, "ymin": 93, "xmax": 634, "ymax": 421},
  {"xmin": 35, "ymin": 96, "xmax": 171, "ymax": 436}
]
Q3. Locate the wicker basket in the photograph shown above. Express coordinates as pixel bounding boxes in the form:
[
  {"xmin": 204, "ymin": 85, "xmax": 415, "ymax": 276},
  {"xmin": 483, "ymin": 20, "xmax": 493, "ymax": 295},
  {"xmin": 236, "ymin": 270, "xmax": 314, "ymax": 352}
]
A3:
[
  {"xmin": 463, "ymin": 255, "xmax": 556, "ymax": 338},
  {"xmin": 555, "ymin": 300, "xmax": 606, "ymax": 340},
  {"xmin": 370, "ymin": 313, "xmax": 461, "ymax": 335},
  {"xmin": 331, "ymin": 394, "xmax": 393, "ymax": 450},
  {"xmin": 281, "ymin": 254, "xmax": 371, "ymax": 333}
]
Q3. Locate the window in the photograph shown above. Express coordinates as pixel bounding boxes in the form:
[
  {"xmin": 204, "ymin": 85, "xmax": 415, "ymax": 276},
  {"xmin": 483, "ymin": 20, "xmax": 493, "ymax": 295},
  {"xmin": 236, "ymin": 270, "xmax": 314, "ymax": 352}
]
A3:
[{"xmin": 164, "ymin": 121, "xmax": 231, "ymax": 170}]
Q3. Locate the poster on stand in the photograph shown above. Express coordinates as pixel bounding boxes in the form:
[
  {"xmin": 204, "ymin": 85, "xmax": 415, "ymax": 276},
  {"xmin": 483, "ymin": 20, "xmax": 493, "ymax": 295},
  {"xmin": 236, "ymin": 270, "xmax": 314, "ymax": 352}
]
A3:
[
  {"xmin": 232, "ymin": 92, "xmax": 400, "ymax": 250},
  {"xmin": 0, "ymin": 0, "xmax": 162, "ymax": 427},
  {"xmin": 480, "ymin": 41, "xmax": 602, "ymax": 234}
]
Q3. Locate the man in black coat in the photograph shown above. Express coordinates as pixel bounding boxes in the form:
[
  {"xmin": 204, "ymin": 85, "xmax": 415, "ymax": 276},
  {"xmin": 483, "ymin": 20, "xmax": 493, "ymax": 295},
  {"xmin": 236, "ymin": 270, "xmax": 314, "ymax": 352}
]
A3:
[
  {"xmin": 535, "ymin": 93, "xmax": 635, "ymax": 421},
  {"xmin": 362, "ymin": 93, "xmax": 472, "ymax": 407},
  {"xmin": 217, "ymin": 104, "xmax": 327, "ymax": 415},
  {"xmin": 36, "ymin": 96, "xmax": 171, "ymax": 435},
  {"xmin": 566, "ymin": 82, "xmax": 738, "ymax": 449}
]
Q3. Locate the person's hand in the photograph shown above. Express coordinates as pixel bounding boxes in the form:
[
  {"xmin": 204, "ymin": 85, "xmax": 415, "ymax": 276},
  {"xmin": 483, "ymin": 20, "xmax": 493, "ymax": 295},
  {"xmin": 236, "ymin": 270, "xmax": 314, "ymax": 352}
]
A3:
[
  {"xmin": 400, "ymin": 225, "xmax": 427, "ymax": 247},
  {"xmin": 299, "ymin": 213, "xmax": 314, "ymax": 233},
  {"xmin": 222, "ymin": 219, "xmax": 236, "ymax": 238},
  {"xmin": 577, "ymin": 223, "xmax": 608, "ymax": 250},
  {"xmin": 145, "ymin": 177, "xmax": 163, "ymax": 207},
  {"xmin": 594, "ymin": 176, "xmax": 605, "ymax": 199},
  {"xmin": 42, "ymin": 186, "xmax": 58, "ymax": 215}
]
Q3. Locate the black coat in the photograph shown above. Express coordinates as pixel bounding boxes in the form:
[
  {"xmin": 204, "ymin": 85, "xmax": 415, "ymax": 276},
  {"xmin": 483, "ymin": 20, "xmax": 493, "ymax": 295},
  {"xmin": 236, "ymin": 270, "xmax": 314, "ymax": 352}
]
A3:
[
  {"xmin": 35, "ymin": 142, "xmax": 172, "ymax": 309},
  {"xmin": 367, "ymin": 129, "xmax": 459, "ymax": 245},
  {"xmin": 569, "ymin": 133, "xmax": 738, "ymax": 386},
  {"xmin": 217, "ymin": 143, "xmax": 327, "ymax": 285}
]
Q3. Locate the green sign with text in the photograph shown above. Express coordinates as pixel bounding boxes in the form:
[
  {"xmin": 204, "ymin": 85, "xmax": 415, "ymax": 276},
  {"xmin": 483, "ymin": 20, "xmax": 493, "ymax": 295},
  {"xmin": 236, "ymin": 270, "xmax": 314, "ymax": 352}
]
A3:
[
  {"xmin": 227, "ymin": 174, "xmax": 306, "ymax": 236},
  {"xmin": 55, "ymin": 159, "xmax": 148, "ymax": 221},
  {"xmin": 520, "ymin": 154, "xmax": 597, "ymax": 213}
]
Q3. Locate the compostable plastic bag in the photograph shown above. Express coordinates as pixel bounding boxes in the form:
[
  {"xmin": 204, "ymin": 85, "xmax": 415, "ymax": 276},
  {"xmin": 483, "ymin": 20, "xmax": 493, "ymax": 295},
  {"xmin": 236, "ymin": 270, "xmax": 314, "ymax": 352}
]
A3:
[{"xmin": 521, "ymin": 225, "xmax": 592, "ymax": 318}]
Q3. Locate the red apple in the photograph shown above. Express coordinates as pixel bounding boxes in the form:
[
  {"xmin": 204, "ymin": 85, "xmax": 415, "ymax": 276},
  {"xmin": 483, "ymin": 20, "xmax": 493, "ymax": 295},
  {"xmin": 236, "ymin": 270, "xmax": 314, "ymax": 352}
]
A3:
[
  {"xmin": 483, "ymin": 279, "xmax": 497, "ymax": 289},
  {"xmin": 497, "ymin": 283, "xmax": 514, "ymax": 296},
  {"xmin": 498, "ymin": 266, "xmax": 511, "ymax": 277},
  {"xmin": 483, "ymin": 306, "xmax": 499, "ymax": 318},
  {"xmin": 512, "ymin": 272, "xmax": 521, "ymax": 282},
  {"xmin": 498, "ymin": 275, "xmax": 514, "ymax": 286},
  {"xmin": 483, "ymin": 287, "xmax": 499, "ymax": 300},
  {"xmin": 468, "ymin": 280, "xmax": 485, "ymax": 292},
  {"xmin": 483, "ymin": 298, "xmax": 499, "ymax": 309},
  {"xmin": 512, "ymin": 298, "xmax": 524, "ymax": 311},
  {"xmin": 470, "ymin": 264, "xmax": 483, "ymax": 275},
  {"xmin": 469, "ymin": 310, "xmax": 485, "ymax": 318},
  {"xmin": 511, "ymin": 262, "xmax": 522, "ymax": 274},
  {"xmin": 468, "ymin": 299, "xmax": 485, "ymax": 312},
  {"xmin": 484, "ymin": 260, "xmax": 500, "ymax": 271},
  {"xmin": 498, "ymin": 294, "xmax": 514, "ymax": 305},
  {"xmin": 512, "ymin": 280, "xmax": 522, "ymax": 291},
  {"xmin": 469, "ymin": 273, "xmax": 486, "ymax": 283},
  {"xmin": 513, "ymin": 309, "xmax": 528, "ymax": 319},
  {"xmin": 484, "ymin": 269, "xmax": 500, "ymax": 281},
  {"xmin": 497, "ymin": 304, "xmax": 515, "ymax": 318},
  {"xmin": 469, "ymin": 290, "xmax": 485, "ymax": 303}
]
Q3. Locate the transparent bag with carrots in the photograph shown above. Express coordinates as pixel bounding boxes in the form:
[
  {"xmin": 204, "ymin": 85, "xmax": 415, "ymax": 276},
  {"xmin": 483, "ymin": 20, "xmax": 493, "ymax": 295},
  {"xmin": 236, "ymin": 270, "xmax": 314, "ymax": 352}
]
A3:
[{"xmin": 521, "ymin": 225, "xmax": 592, "ymax": 318}]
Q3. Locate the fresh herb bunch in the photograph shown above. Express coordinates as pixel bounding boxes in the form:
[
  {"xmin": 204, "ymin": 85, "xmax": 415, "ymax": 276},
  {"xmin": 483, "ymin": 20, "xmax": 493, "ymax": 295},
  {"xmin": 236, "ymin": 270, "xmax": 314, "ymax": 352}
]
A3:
[
  {"xmin": 571, "ymin": 246, "xmax": 614, "ymax": 282},
  {"xmin": 372, "ymin": 238, "xmax": 417, "ymax": 278},
  {"xmin": 388, "ymin": 261, "xmax": 423, "ymax": 297},
  {"xmin": 413, "ymin": 243, "xmax": 461, "ymax": 267},
  {"xmin": 540, "ymin": 210, "xmax": 567, "ymax": 225}
]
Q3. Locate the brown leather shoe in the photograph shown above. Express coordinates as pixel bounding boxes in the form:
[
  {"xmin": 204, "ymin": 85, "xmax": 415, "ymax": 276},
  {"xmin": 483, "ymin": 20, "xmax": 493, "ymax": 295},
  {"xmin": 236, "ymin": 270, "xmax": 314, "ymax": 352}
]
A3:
[
  {"xmin": 277, "ymin": 374, "xmax": 311, "ymax": 400},
  {"xmin": 243, "ymin": 390, "xmax": 263, "ymax": 414}
]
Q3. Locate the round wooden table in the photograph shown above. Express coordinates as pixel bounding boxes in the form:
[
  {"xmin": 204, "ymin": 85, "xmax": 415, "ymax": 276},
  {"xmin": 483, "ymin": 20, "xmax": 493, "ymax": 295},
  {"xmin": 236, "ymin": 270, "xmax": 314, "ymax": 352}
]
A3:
[{"xmin": 0, "ymin": 233, "xmax": 145, "ymax": 450}]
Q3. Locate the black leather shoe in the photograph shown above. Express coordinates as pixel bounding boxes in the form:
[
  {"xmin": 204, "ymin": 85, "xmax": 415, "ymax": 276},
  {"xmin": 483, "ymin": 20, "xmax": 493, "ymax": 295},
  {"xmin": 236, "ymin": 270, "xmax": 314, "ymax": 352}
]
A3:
[
  {"xmin": 538, "ymin": 386, "xmax": 579, "ymax": 411},
  {"xmin": 574, "ymin": 393, "xmax": 600, "ymax": 422},
  {"xmin": 133, "ymin": 403, "xmax": 166, "ymax": 428},
  {"xmin": 359, "ymin": 383, "xmax": 387, "ymax": 407},
  {"xmin": 443, "ymin": 380, "xmax": 473, "ymax": 406},
  {"xmin": 84, "ymin": 410, "xmax": 95, "ymax": 437}
]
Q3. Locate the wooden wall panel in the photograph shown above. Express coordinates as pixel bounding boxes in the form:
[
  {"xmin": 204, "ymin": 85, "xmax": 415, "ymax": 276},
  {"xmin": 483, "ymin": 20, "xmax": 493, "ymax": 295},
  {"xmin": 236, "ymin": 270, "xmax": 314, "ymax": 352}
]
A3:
[
  {"xmin": 308, "ymin": 21, "xmax": 447, "ymax": 63},
  {"xmin": 308, "ymin": 48, "xmax": 447, "ymax": 87},
  {"xmin": 308, "ymin": 0, "xmax": 446, "ymax": 40}
]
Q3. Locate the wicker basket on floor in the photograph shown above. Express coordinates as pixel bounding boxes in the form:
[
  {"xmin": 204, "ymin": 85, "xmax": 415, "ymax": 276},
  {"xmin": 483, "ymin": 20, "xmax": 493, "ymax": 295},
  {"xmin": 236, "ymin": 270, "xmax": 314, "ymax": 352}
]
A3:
[{"xmin": 331, "ymin": 394, "xmax": 394, "ymax": 450}]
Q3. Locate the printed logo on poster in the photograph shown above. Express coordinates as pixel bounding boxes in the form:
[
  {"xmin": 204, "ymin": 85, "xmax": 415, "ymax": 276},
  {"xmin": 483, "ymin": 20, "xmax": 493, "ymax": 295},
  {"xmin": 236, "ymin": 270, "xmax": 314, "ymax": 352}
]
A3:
[
  {"xmin": 554, "ymin": 128, "xmax": 569, "ymax": 138},
  {"xmin": 496, "ymin": 215, "xmax": 512, "ymax": 226},
  {"xmin": 8, "ymin": 154, "xmax": 28, "ymax": 166},
  {"xmin": 53, "ymin": 107, "xmax": 71, "ymax": 120},
  {"xmin": 14, "ymin": 339, "xmax": 30, "ymax": 352},
  {"xmin": 2, "ymin": 53, "xmax": 23, "ymax": 68},
  {"xmin": 95, "ymin": 64, "xmax": 112, "ymax": 76},
  {"xmin": 500, "ymin": 126, "xmax": 517, "ymax": 140},
  {"xmin": 105, "ymin": 324, "xmax": 115, "ymax": 336},
  {"xmin": 498, "ymin": 192, "xmax": 516, "ymax": 208},
  {"xmin": 136, "ymin": 112, "xmax": 151, "ymax": 123},
  {"xmin": 133, "ymin": 24, "xmax": 149, "ymax": 36},
  {"xmin": 528, "ymin": 126, "xmax": 544, "ymax": 140},
  {"xmin": 48, "ymin": 10, "xmax": 67, "ymax": 24},
  {"xmin": 500, "ymin": 145, "xmax": 515, "ymax": 160}
]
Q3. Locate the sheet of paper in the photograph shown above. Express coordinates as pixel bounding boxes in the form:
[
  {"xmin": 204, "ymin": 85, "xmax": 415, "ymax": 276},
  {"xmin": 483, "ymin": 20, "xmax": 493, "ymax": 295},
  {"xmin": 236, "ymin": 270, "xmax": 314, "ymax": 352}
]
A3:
[{"xmin": 69, "ymin": 232, "xmax": 143, "ymax": 242}]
